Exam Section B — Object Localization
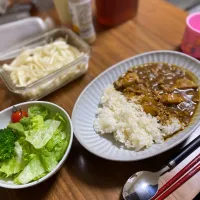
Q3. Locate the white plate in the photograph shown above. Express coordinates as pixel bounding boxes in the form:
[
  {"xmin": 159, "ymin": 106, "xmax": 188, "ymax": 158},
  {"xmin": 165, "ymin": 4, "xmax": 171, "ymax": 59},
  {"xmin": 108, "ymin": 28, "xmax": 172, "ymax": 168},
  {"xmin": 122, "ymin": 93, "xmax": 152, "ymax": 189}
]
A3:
[{"xmin": 72, "ymin": 51, "xmax": 200, "ymax": 161}]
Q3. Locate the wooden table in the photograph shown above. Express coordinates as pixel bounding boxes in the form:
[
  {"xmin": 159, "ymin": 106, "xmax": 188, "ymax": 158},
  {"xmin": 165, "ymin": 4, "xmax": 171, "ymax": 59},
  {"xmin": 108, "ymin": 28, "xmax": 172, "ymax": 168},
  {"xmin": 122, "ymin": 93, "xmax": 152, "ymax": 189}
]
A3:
[{"xmin": 0, "ymin": 0, "xmax": 199, "ymax": 199}]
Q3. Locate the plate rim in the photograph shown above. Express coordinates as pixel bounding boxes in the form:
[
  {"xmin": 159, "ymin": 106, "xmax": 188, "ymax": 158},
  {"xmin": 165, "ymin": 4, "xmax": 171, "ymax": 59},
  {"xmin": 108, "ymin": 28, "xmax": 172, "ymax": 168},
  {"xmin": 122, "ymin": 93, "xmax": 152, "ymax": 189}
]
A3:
[{"xmin": 72, "ymin": 50, "xmax": 200, "ymax": 162}]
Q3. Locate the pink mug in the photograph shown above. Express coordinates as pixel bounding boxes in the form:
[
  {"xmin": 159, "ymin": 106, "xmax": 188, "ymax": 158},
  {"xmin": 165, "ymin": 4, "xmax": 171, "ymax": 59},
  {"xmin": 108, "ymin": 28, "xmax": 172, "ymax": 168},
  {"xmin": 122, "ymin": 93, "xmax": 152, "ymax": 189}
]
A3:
[{"xmin": 181, "ymin": 13, "xmax": 200, "ymax": 59}]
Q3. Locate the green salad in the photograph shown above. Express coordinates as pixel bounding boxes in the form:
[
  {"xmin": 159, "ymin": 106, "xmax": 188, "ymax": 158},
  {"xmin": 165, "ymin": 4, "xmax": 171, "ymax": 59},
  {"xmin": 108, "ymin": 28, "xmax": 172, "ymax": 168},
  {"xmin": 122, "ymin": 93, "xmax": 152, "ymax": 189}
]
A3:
[{"xmin": 0, "ymin": 105, "xmax": 71, "ymax": 184}]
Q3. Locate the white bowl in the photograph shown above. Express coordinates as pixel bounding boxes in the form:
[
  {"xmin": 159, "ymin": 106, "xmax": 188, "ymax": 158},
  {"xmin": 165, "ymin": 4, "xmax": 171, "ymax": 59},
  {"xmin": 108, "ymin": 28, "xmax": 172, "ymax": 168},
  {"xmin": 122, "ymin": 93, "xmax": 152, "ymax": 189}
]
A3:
[{"xmin": 0, "ymin": 101, "xmax": 73, "ymax": 189}]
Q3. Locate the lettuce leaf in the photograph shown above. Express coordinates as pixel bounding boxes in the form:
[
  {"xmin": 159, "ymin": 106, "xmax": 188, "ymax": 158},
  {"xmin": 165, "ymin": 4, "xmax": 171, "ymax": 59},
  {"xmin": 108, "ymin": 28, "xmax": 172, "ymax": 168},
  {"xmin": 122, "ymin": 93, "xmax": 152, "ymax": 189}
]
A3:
[
  {"xmin": 28, "ymin": 105, "xmax": 49, "ymax": 119},
  {"xmin": 14, "ymin": 155, "xmax": 46, "ymax": 184},
  {"xmin": 38, "ymin": 148, "xmax": 58, "ymax": 172},
  {"xmin": 8, "ymin": 123, "xmax": 24, "ymax": 136},
  {"xmin": 46, "ymin": 113, "xmax": 71, "ymax": 161},
  {"xmin": 0, "ymin": 142, "xmax": 23, "ymax": 177},
  {"xmin": 18, "ymin": 137, "xmax": 35, "ymax": 164},
  {"xmin": 53, "ymin": 132, "xmax": 69, "ymax": 162},
  {"xmin": 0, "ymin": 157, "xmax": 22, "ymax": 177},
  {"xmin": 25, "ymin": 117, "xmax": 60, "ymax": 149},
  {"xmin": 19, "ymin": 117, "xmax": 31, "ymax": 130}
]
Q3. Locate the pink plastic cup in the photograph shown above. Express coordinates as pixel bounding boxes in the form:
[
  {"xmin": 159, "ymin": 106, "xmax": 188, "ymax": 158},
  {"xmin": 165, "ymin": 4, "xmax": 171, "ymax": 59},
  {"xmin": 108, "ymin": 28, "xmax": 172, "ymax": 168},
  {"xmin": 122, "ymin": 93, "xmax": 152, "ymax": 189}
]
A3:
[{"xmin": 181, "ymin": 13, "xmax": 200, "ymax": 59}]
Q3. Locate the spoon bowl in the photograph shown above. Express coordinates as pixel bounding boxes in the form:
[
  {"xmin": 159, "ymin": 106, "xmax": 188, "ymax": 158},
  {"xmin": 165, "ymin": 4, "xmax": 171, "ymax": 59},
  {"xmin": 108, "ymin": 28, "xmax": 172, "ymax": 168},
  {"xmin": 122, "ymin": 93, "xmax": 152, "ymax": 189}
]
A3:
[{"xmin": 123, "ymin": 171, "xmax": 161, "ymax": 200}]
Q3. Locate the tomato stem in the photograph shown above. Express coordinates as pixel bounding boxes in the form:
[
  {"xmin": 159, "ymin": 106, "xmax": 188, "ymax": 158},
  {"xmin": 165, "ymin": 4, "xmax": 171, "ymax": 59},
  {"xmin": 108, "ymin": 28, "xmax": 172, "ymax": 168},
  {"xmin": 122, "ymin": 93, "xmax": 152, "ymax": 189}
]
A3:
[
  {"xmin": 12, "ymin": 106, "xmax": 18, "ymax": 113},
  {"xmin": 19, "ymin": 109, "xmax": 22, "ymax": 116}
]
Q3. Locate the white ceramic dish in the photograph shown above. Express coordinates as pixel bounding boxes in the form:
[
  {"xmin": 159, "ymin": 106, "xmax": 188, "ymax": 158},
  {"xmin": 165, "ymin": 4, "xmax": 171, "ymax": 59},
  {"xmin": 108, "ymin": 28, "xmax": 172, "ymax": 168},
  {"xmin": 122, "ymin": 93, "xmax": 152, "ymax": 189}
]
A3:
[
  {"xmin": 0, "ymin": 101, "xmax": 73, "ymax": 189},
  {"xmin": 72, "ymin": 50, "xmax": 200, "ymax": 162}
]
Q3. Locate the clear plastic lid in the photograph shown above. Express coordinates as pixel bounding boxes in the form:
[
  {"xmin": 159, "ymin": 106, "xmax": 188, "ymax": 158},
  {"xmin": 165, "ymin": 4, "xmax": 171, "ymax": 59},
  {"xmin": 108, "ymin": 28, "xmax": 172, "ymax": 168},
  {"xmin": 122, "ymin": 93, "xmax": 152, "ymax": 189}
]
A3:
[{"xmin": 0, "ymin": 17, "xmax": 55, "ymax": 53}]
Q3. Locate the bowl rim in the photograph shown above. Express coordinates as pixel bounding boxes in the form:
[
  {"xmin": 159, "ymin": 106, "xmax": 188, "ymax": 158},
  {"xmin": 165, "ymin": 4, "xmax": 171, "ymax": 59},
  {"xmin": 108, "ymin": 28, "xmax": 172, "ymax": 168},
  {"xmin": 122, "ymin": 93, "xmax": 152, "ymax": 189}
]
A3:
[
  {"xmin": 72, "ymin": 50, "xmax": 200, "ymax": 162},
  {"xmin": 0, "ymin": 101, "xmax": 73, "ymax": 189}
]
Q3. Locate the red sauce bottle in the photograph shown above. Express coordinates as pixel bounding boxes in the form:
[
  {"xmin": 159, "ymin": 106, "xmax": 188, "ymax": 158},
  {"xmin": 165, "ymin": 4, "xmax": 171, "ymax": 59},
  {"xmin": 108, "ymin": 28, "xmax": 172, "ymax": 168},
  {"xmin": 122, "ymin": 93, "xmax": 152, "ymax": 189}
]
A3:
[{"xmin": 95, "ymin": 0, "xmax": 139, "ymax": 27}]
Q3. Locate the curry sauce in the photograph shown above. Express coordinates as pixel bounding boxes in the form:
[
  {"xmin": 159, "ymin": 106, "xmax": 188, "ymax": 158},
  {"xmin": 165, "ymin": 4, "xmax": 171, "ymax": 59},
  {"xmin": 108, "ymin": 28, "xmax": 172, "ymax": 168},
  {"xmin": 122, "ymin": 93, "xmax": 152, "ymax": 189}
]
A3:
[{"xmin": 114, "ymin": 63, "xmax": 199, "ymax": 126}]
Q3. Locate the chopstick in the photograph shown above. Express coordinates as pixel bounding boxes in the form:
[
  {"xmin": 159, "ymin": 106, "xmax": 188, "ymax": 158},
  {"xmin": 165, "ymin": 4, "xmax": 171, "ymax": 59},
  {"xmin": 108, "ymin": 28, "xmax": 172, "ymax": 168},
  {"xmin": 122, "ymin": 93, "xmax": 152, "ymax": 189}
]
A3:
[
  {"xmin": 155, "ymin": 163, "xmax": 200, "ymax": 200},
  {"xmin": 152, "ymin": 153, "xmax": 200, "ymax": 200}
]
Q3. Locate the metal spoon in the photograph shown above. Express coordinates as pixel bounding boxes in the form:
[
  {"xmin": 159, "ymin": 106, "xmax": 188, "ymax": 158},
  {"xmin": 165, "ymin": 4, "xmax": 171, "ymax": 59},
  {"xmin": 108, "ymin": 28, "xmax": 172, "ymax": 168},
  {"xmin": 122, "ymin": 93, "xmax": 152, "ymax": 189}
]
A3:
[{"xmin": 123, "ymin": 135, "xmax": 200, "ymax": 200}]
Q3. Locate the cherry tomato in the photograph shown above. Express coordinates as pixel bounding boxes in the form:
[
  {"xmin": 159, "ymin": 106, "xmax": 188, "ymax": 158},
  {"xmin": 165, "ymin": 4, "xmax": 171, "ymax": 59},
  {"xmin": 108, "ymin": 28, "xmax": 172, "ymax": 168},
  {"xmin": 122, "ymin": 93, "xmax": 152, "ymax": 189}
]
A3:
[{"xmin": 11, "ymin": 108, "xmax": 28, "ymax": 123}]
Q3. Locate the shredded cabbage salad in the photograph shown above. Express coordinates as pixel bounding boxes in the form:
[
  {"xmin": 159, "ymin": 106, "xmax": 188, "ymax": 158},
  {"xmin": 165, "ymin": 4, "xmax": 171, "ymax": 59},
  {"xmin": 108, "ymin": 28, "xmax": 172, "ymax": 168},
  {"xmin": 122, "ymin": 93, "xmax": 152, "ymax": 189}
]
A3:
[{"xmin": 0, "ymin": 105, "xmax": 71, "ymax": 184}]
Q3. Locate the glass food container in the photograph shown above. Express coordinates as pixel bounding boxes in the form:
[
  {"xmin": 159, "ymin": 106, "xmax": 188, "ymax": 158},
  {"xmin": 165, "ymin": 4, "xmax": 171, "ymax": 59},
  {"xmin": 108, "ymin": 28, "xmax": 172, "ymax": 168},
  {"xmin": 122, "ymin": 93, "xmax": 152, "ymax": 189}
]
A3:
[{"xmin": 0, "ymin": 28, "xmax": 90, "ymax": 101}]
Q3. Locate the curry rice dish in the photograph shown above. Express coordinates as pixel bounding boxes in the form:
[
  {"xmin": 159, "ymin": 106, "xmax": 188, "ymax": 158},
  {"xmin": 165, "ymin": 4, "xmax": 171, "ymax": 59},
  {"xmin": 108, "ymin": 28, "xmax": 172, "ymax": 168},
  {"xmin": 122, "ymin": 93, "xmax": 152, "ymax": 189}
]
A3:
[{"xmin": 94, "ymin": 63, "xmax": 199, "ymax": 150}]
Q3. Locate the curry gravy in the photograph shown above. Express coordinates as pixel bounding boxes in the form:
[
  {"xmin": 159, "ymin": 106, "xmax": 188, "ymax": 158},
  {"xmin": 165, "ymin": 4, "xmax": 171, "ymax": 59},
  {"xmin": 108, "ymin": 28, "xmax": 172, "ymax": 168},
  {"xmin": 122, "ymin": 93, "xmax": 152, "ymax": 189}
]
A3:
[{"xmin": 114, "ymin": 63, "xmax": 199, "ymax": 126}]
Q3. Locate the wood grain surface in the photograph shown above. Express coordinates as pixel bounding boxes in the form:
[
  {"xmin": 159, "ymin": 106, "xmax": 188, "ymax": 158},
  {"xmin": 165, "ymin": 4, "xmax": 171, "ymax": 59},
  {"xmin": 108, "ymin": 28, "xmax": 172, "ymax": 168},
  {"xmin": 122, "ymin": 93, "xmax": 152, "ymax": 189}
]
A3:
[{"xmin": 0, "ymin": 0, "xmax": 199, "ymax": 199}]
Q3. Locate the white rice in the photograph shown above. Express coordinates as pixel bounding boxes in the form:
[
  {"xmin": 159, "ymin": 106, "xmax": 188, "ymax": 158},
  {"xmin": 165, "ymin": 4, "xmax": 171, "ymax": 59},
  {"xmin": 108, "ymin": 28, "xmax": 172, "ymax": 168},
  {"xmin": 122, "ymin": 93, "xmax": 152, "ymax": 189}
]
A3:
[{"xmin": 94, "ymin": 85, "xmax": 182, "ymax": 150}]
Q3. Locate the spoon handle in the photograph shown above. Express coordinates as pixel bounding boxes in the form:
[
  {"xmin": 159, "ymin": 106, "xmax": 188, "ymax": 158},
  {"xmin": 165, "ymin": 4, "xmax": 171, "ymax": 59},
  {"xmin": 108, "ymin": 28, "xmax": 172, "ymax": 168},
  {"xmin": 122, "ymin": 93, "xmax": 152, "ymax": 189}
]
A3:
[{"xmin": 168, "ymin": 135, "xmax": 200, "ymax": 169}]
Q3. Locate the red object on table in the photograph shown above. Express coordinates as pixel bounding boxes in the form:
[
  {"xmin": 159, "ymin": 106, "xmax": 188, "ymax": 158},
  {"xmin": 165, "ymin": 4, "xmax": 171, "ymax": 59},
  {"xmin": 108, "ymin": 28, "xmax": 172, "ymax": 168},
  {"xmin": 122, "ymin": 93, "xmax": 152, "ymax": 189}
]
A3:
[
  {"xmin": 156, "ymin": 163, "xmax": 200, "ymax": 200},
  {"xmin": 95, "ymin": 0, "xmax": 139, "ymax": 27},
  {"xmin": 152, "ymin": 154, "xmax": 200, "ymax": 200}
]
